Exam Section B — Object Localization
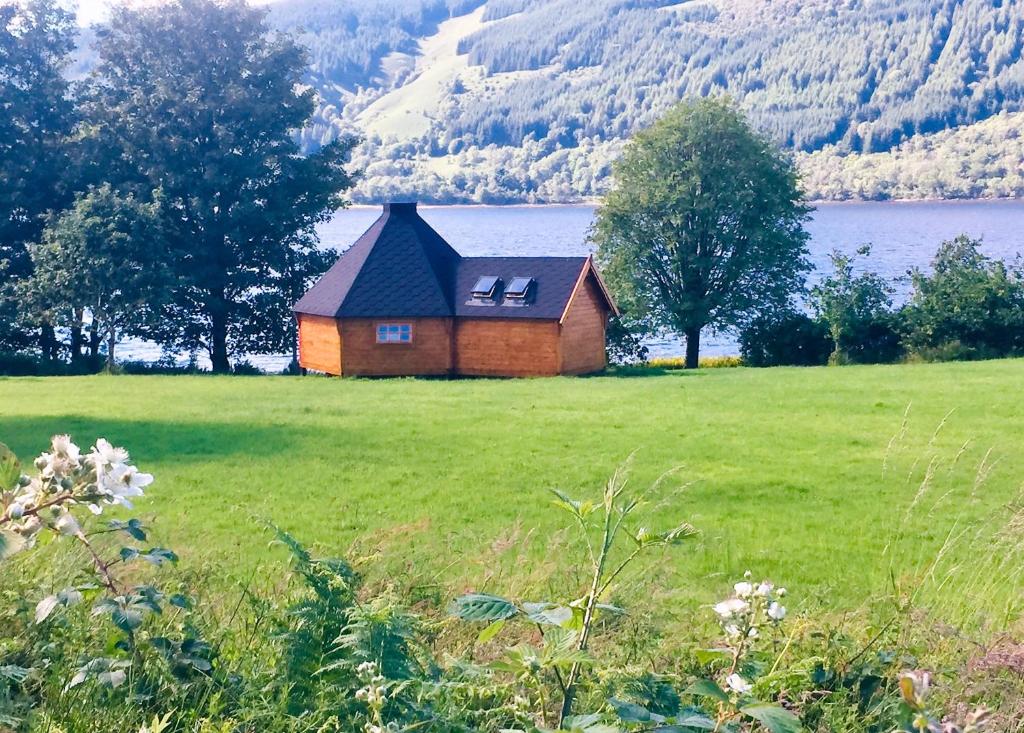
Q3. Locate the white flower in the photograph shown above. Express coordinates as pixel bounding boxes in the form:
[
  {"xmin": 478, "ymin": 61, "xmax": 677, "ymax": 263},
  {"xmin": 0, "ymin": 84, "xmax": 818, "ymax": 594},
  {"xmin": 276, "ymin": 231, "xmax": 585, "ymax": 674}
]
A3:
[
  {"xmin": 755, "ymin": 581, "xmax": 773, "ymax": 597},
  {"xmin": 98, "ymin": 464, "xmax": 152, "ymax": 508},
  {"xmin": 777, "ymin": 587, "xmax": 787, "ymax": 597},
  {"xmin": 747, "ymin": 626, "xmax": 759, "ymax": 638},
  {"xmin": 714, "ymin": 598, "xmax": 749, "ymax": 618},
  {"xmin": 726, "ymin": 673, "xmax": 752, "ymax": 694},
  {"xmin": 89, "ymin": 438, "xmax": 129, "ymax": 469},
  {"xmin": 767, "ymin": 602, "xmax": 787, "ymax": 621},
  {"xmin": 724, "ymin": 623, "xmax": 742, "ymax": 638},
  {"xmin": 734, "ymin": 581, "xmax": 754, "ymax": 598},
  {"xmin": 54, "ymin": 511, "xmax": 81, "ymax": 536},
  {"xmin": 51, "ymin": 435, "xmax": 81, "ymax": 465},
  {"xmin": 6, "ymin": 502, "xmax": 25, "ymax": 520}
]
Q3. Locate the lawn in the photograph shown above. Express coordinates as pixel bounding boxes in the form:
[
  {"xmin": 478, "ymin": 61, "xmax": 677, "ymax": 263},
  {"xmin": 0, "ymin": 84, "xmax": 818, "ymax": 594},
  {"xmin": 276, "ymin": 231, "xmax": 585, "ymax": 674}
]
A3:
[{"xmin": 1, "ymin": 361, "xmax": 1022, "ymax": 618}]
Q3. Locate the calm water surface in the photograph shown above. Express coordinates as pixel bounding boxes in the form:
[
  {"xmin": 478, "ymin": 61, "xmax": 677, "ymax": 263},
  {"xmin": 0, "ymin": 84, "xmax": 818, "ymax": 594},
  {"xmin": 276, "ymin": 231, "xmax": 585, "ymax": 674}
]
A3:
[{"xmin": 120, "ymin": 200, "xmax": 1024, "ymax": 367}]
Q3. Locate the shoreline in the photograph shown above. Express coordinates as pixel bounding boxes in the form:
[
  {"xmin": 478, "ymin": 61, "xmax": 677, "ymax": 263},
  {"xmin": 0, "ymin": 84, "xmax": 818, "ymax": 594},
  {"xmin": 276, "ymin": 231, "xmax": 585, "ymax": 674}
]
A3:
[{"xmin": 342, "ymin": 196, "xmax": 1023, "ymax": 210}]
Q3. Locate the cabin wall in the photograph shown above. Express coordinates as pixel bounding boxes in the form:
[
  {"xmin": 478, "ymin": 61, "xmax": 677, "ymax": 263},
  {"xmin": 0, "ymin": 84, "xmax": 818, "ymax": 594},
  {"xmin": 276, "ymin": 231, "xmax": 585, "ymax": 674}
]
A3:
[
  {"xmin": 339, "ymin": 317, "xmax": 454, "ymax": 376},
  {"xmin": 558, "ymin": 275, "xmax": 609, "ymax": 375},
  {"xmin": 297, "ymin": 313, "xmax": 343, "ymax": 375},
  {"xmin": 454, "ymin": 318, "xmax": 560, "ymax": 377}
]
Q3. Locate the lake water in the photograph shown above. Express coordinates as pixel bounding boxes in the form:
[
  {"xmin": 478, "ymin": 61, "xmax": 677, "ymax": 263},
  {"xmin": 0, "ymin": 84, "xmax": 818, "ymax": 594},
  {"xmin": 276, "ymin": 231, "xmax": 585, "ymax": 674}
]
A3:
[{"xmin": 119, "ymin": 200, "xmax": 1024, "ymax": 368}]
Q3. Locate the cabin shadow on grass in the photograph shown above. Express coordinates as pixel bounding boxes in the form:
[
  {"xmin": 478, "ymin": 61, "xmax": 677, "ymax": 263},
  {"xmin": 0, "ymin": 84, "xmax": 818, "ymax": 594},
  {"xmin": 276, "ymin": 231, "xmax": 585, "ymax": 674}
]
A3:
[{"xmin": 0, "ymin": 415, "xmax": 304, "ymax": 464}]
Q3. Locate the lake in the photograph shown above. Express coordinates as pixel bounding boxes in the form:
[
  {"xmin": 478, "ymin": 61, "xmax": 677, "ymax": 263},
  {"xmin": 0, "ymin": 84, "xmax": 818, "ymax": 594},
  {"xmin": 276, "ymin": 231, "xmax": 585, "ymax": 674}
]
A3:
[{"xmin": 120, "ymin": 199, "xmax": 1024, "ymax": 368}]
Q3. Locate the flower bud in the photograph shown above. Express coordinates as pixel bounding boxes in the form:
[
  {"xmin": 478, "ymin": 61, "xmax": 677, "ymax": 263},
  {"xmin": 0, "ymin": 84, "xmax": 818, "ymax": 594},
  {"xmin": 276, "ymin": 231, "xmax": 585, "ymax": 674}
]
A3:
[
  {"xmin": 6, "ymin": 503, "xmax": 25, "ymax": 520},
  {"xmin": 18, "ymin": 474, "xmax": 31, "ymax": 487},
  {"xmin": 60, "ymin": 477, "xmax": 73, "ymax": 491},
  {"xmin": 34, "ymin": 456, "xmax": 48, "ymax": 470}
]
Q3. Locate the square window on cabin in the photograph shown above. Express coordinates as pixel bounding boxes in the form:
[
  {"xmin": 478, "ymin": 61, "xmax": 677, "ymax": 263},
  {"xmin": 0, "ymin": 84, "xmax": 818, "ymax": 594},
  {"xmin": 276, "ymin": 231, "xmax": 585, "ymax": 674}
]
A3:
[{"xmin": 376, "ymin": 323, "xmax": 413, "ymax": 344}]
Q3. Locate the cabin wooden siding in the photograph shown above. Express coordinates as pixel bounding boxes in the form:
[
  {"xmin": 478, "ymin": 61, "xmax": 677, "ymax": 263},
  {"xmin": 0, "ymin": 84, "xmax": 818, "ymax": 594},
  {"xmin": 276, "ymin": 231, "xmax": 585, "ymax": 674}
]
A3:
[
  {"xmin": 296, "ymin": 313, "xmax": 343, "ymax": 375},
  {"xmin": 454, "ymin": 319, "xmax": 560, "ymax": 377},
  {"xmin": 339, "ymin": 317, "xmax": 454, "ymax": 376},
  {"xmin": 558, "ymin": 274, "xmax": 608, "ymax": 375}
]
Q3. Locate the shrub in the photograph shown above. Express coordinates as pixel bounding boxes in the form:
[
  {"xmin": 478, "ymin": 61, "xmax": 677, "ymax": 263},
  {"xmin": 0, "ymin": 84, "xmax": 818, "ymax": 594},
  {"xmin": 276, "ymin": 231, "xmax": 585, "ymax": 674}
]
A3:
[
  {"xmin": 810, "ymin": 245, "xmax": 896, "ymax": 364},
  {"xmin": 647, "ymin": 355, "xmax": 743, "ymax": 369},
  {"xmin": 739, "ymin": 310, "xmax": 833, "ymax": 367},
  {"xmin": 606, "ymin": 315, "xmax": 650, "ymax": 365},
  {"xmin": 900, "ymin": 235, "xmax": 1024, "ymax": 359}
]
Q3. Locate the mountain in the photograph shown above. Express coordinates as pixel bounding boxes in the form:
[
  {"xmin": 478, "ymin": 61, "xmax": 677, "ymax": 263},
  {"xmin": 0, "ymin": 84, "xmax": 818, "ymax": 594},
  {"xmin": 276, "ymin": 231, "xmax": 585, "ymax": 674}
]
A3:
[{"xmin": 94, "ymin": 0, "xmax": 1024, "ymax": 203}]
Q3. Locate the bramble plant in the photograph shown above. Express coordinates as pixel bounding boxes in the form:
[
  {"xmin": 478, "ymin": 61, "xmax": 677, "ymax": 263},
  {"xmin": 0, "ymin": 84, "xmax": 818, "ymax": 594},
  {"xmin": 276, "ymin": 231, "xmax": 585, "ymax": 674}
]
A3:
[
  {"xmin": 0, "ymin": 436, "xmax": 201, "ymax": 693},
  {"xmin": 895, "ymin": 671, "xmax": 990, "ymax": 733},
  {"xmin": 449, "ymin": 461, "xmax": 698, "ymax": 728}
]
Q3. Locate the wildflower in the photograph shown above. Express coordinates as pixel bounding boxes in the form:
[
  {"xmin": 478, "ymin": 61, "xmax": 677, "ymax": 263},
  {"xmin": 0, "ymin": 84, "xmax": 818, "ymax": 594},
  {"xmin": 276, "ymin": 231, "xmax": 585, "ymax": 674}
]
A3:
[
  {"xmin": 899, "ymin": 671, "xmax": 931, "ymax": 708},
  {"xmin": 767, "ymin": 602, "xmax": 787, "ymax": 620},
  {"xmin": 755, "ymin": 581, "xmax": 773, "ymax": 596},
  {"xmin": 6, "ymin": 502, "xmax": 25, "ymax": 520},
  {"xmin": 734, "ymin": 581, "xmax": 754, "ymax": 598},
  {"xmin": 726, "ymin": 673, "xmax": 752, "ymax": 694},
  {"xmin": 89, "ymin": 438, "xmax": 129, "ymax": 469},
  {"xmin": 714, "ymin": 597, "xmax": 749, "ymax": 618},
  {"xmin": 54, "ymin": 511, "xmax": 81, "ymax": 537},
  {"xmin": 724, "ymin": 623, "xmax": 742, "ymax": 638},
  {"xmin": 776, "ymin": 587, "xmax": 787, "ymax": 597}
]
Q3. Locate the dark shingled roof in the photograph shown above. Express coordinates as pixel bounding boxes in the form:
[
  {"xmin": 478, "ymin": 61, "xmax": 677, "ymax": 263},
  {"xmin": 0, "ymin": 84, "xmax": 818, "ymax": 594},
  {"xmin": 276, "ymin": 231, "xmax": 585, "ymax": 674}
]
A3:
[
  {"xmin": 294, "ymin": 203, "xmax": 613, "ymax": 321},
  {"xmin": 294, "ymin": 202, "xmax": 460, "ymax": 318},
  {"xmin": 454, "ymin": 257, "xmax": 589, "ymax": 319}
]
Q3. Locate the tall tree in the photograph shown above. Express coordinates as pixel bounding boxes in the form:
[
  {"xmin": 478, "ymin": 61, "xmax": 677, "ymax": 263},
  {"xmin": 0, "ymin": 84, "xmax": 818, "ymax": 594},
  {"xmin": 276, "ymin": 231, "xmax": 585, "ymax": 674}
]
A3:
[
  {"xmin": 81, "ymin": 0, "xmax": 355, "ymax": 372},
  {"xmin": 0, "ymin": 0, "xmax": 77, "ymax": 355},
  {"xmin": 18, "ymin": 185, "xmax": 170, "ymax": 369},
  {"xmin": 592, "ymin": 98, "xmax": 811, "ymax": 368}
]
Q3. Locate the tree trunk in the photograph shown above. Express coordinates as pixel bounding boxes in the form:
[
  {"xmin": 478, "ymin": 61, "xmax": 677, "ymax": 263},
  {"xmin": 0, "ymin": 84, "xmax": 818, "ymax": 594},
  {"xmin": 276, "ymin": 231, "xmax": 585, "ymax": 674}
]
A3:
[
  {"xmin": 106, "ymin": 326, "xmax": 116, "ymax": 371},
  {"xmin": 89, "ymin": 328, "xmax": 101, "ymax": 360},
  {"xmin": 70, "ymin": 308, "xmax": 84, "ymax": 364},
  {"xmin": 209, "ymin": 302, "xmax": 231, "ymax": 373},
  {"xmin": 684, "ymin": 326, "xmax": 701, "ymax": 369},
  {"xmin": 40, "ymin": 322, "xmax": 58, "ymax": 361}
]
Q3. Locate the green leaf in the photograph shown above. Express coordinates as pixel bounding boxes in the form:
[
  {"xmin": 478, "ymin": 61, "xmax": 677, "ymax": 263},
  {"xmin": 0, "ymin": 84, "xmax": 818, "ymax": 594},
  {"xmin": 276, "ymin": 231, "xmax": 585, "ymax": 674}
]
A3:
[
  {"xmin": 685, "ymin": 678, "xmax": 730, "ymax": 703},
  {"xmin": 0, "ymin": 443, "xmax": 20, "ymax": 490},
  {"xmin": 523, "ymin": 602, "xmax": 575, "ymax": 627},
  {"xmin": 448, "ymin": 593, "xmax": 518, "ymax": 622},
  {"xmin": 112, "ymin": 607, "xmax": 144, "ymax": 632},
  {"xmin": 656, "ymin": 711, "xmax": 719, "ymax": 731},
  {"xmin": 740, "ymin": 704, "xmax": 802, "ymax": 733},
  {"xmin": 477, "ymin": 619, "xmax": 506, "ymax": 643},
  {"xmin": 609, "ymin": 697, "xmax": 665, "ymax": 723},
  {"xmin": 694, "ymin": 648, "xmax": 731, "ymax": 665}
]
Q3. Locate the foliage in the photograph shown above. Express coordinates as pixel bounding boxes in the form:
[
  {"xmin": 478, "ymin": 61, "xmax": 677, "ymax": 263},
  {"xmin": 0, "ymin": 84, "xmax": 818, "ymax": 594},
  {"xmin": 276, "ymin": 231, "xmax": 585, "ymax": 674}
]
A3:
[
  {"xmin": 593, "ymin": 98, "xmax": 811, "ymax": 368},
  {"xmin": 0, "ymin": 0, "xmax": 77, "ymax": 353},
  {"xmin": 605, "ymin": 315, "xmax": 649, "ymax": 366},
  {"xmin": 646, "ymin": 355, "xmax": 743, "ymax": 369},
  {"xmin": 739, "ymin": 310, "xmax": 832, "ymax": 368},
  {"xmin": 78, "ymin": 0, "xmax": 356, "ymax": 372},
  {"xmin": 900, "ymin": 235, "xmax": 1024, "ymax": 360},
  {"xmin": 810, "ymin": 246, "xmax": 898, "ymax": 364},
  {"xmin": 247, "ymin": 0, "xmax": 1024, "ymax": 203},
  {"xmin": 450, "ymin": 464, "xmax": 697, "ymax": 726},
  {"xmin": 17, "ymin": 185, "xmax": 170, "ymax": 368}
]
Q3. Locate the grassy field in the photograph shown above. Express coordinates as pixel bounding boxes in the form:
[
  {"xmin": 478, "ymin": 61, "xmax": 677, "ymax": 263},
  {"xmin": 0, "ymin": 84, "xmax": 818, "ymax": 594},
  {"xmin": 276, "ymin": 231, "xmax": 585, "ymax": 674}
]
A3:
[{"xmin": 2, "ymin": 361, "xmax": 1022, "ymax": 621}]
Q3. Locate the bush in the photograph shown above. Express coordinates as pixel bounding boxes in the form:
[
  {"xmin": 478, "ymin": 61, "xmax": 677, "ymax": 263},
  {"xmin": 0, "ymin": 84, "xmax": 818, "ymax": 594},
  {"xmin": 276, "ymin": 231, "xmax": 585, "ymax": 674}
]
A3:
[
  {"xmin": 739, "ymin": 311, "xmax": 833, "ymax": 367},
  {"xmin": 606, "ymin": 315, "xmax": 649, "ymax": 365},
  {"xmin": 900, "ymin": 235, "xmax": 1024, "ymax": 359},
  {"xmin": 647, "ymin": 355, "xmax": 743, "ymax": 369}
]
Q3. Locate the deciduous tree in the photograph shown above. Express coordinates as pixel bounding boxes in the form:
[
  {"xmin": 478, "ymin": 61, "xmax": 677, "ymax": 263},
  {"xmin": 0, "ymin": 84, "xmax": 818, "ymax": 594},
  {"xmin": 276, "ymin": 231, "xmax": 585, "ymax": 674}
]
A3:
[
  {"xmin": 81, "ymin": 0, "xmax": 355, "ymax": 371},
  {"xmin": 0, "ymin": 0, "xmax": 77, "ymax": 355},
  {"xmin": 18, "ymin": 185, "xmax": 170, "ymax": 369},
  {"xmin": 592, "ymin": 98, "xmax": 811, "ymax": 368}
]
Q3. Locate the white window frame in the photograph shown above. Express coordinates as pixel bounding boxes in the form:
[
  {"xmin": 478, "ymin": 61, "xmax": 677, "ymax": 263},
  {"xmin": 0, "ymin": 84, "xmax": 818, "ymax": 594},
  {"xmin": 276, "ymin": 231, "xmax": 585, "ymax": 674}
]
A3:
[{"xmin": 375, "ymin": 322, "xmax": 413, "ymax": 344}]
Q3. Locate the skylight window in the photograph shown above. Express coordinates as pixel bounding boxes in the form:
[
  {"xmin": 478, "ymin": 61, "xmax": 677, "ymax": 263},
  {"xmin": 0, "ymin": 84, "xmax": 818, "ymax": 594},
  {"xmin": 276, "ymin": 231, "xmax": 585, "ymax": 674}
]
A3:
[
  {"xmin": 471, "ymin": 275, "xmax": 500, "ymax": 298},
  {"xmin": 504, "ymin": 277, "xmax": 534, "ymax": 299}
]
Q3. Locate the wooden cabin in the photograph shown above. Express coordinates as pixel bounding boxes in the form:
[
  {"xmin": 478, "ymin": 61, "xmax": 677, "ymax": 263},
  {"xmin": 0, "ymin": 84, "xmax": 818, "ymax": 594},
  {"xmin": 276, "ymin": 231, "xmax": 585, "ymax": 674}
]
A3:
[{"xmin": 293, "ymin": 202, "xmax": 618, "ymax": 377}]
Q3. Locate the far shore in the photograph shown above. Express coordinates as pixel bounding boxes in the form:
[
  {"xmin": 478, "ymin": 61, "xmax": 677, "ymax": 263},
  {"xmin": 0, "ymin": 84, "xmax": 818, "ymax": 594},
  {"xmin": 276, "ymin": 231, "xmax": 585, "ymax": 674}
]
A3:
[{"xmin": 342, "ymin": 196, "xmax": 1024, "ymax": 210}]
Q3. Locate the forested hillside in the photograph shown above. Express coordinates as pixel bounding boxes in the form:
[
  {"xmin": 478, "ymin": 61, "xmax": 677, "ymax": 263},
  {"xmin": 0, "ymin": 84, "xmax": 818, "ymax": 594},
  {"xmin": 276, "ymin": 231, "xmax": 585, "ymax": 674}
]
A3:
[{"xmin": 220, "ymin": 0, "xmax": 1024, "ymax": 201}]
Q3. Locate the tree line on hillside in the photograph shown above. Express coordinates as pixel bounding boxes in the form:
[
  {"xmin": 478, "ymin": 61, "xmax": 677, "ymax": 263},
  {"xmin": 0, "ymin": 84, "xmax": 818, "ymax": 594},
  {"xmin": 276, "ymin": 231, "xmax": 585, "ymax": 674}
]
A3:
[
  {"xmin": 279, "ymin": 0, "xmax": 1024, "ymax": 203},
  {"xmin": 0, "ymin": 0, "xmax": 354, "ymax": 374}
]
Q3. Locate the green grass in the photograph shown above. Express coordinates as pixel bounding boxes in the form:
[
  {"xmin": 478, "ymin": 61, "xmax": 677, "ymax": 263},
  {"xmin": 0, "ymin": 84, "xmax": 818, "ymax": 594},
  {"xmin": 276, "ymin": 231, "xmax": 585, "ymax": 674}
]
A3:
[{"xmin": 1, "ymin": 361, "xmax": 1022, "ymax": 619}]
